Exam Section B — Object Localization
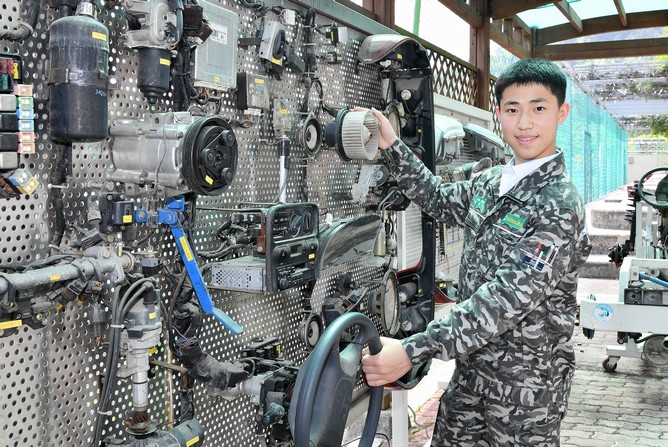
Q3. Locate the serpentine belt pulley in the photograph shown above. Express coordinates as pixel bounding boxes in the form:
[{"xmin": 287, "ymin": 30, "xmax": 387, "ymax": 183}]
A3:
[{"xmin": 182, "ymin": 116, "xmax": 238, "ymax": 196}]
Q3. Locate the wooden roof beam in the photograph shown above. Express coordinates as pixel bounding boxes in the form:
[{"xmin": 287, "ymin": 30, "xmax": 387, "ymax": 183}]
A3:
[
  {"xmin": 490, "ymin": 18, "xmax": 532, "ymax": 59},
  {"xmin": 535, "ymin": 11, "xmax": 668, "ymax": 45},
  {"xmin": 535, "ymin": 37, "xmax": 668, "ymax": 60},
  {"xmin": 553, "ymin": 1, "xmax": 583, "ymax": 33},
  {"xmin": 489, "ymin": 0, "xmax": 553, "ymax": 19},
  {"xmin": 613, "ymin": 0, "xmax": 628, "ymax": 27},
  {"xmin": 437, "ymin": 0, "xmax": 482, "ymax": 27}
]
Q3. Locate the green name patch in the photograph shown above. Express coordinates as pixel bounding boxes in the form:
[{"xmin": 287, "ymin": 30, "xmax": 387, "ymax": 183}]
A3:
[
  {"xmin": 471, "ymin": 195, "xmax": 486, "ymax": 211},
  {"xmin": 502, "ymin": 213, "xmax": 525, "ymax": 230}
]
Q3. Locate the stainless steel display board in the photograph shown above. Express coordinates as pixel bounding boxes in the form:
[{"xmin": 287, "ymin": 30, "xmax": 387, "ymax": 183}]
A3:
[{"xmin": 0, "ymin": 1, "xmax": 483, "ymax": 445}]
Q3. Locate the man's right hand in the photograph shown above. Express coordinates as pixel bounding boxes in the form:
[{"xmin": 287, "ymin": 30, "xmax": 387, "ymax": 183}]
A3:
[{"xmin": 361, "ymin": 336, "xmax": 413, "ymax": 387}]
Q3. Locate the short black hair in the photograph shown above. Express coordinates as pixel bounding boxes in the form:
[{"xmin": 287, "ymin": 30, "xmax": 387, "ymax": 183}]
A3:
[{"xmin": 494, "ymin": 58, "xmax": 567, "ymax": 106}]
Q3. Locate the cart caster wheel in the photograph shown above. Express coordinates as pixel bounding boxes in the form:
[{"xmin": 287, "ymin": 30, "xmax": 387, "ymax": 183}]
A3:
[{"xmin": 602, "ymin": 357, "xmax": 618, "ymax": 373}]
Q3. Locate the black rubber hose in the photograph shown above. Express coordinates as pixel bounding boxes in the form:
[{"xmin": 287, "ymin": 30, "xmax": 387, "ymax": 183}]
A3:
[
  {"xmin": 91, "ymin": 280, "xmax": 155, "ymax": 447},
  {"xmin": 171, "ymin": 294, "xmax": 249, "ymax": 390},
  {"xmin": 48, "ymin": 144, "xmax": 71, "ymax": 253},
  {"xmin": 0, "ymin": 0, "xmax": 39, "ymax": 40}
]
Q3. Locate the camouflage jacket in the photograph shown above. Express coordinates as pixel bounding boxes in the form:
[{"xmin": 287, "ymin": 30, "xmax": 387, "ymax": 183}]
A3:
[{"xmin": 386, "ymin": 139, "xmax": 591, "ymax": 411}]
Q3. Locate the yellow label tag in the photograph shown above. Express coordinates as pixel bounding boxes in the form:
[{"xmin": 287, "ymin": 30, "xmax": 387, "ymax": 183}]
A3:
[
  {"xmin": 149, "ymin": 312, "xmax": 157, "ymax": 320},
  {"xmin": 92, "ymin": 31, "xmax": 107, "ymax": 42},
  {"xmin": 0, "ymin": 320, "xmax": 22, "ymax": 330},
  {"xmin": 179, "ymin": 236, "xmax": 193, "ymax": 261},
  {"xmin": 276, "ymin": 344, "xmax": 282, "ymax": 355},
  {"xmin": 205, "ymin": 175, "xmax": 214, "ymax": 185},
  {"xmin": 12, "ymin": 62, "xmax": 19, "ymax": 79},
  {"xmin": 271, "ymin": 57, "xmax": 281, "ymax": 65},
  {"xmin": 159, "ymin": 58, "xmax": 171, "ymax": 66},
  {"xmin": 214, "ymin": 76, "xmax": 220, "ymax": 82},
  {"xmin": 397, "ymin": 53, "xmax": 403, "ymax": 60},
  {"xmin": 148, "ymin": 346, "xmax": 158, "ymax": 355},
  {"xmin": 50, "ymin": 274, "xmax": 61, "ymax": 281},
  {"xmin": 186, "ymin": 437, "xmax": 200, "ymax": 447},
  {"xmin": 279, "ymin": 109, "xmax": 288, "ymax": 115},
  {"xmin": 308, "ymin": 253, "xmax": 315, "ymax": 259},
  {"xmin": 123, "ymin": 215, "xmax": 132, "ymax": 223},
  {"xmin": 255, "ymin": 78, "xmax": 265, "ymax": 84}
]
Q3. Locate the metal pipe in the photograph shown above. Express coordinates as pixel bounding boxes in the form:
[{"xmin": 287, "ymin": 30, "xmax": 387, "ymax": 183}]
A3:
[
  {"xmin": 277, "ymin": 136, "xmax": 290, "ymax": 203},
  {"xmin": 412, "ymin": 0, "xmax": 422, "ymax": 35},
  {"xmin": 132, "ymin": 370, "xmax": 150, "ymax": 411},
  {"xmin": 639, "ymin": 273, "xmax": 668, "ymax": 289},
  {"xmin": 0, "ymin": 248, "xmax": 133, "ymax": 294}
]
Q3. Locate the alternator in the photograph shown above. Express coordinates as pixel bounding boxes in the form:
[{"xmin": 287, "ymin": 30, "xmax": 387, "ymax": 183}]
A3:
[{"xmin": 110, "ymin": 112, "xmax": 238, "ymax": 197}]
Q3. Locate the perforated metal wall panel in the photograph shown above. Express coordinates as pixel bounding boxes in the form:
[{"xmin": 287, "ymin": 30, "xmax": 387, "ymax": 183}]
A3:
[{"xmin": 0, "ymin": 1, "xmax": 490, "ymax": 446}]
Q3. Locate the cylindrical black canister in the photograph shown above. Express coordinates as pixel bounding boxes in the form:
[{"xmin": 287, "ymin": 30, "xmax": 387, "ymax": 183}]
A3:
[
  {"xmin": 137, "ymin": 47, "xmax": 171, "ymax": 104},
  {"xmin": 48, "ymin": 5, "xmax": 109, "ymax": 142}
]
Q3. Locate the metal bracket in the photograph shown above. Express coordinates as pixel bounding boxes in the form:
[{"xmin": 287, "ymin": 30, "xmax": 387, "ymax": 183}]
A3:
[{"xmin": 156, "ymin": 197, "xmax": 243, "ymax": 335}]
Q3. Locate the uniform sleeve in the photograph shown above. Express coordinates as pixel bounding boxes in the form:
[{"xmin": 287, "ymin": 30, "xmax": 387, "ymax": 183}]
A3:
[
  {"xmin": 385, "ymin": 139, "xmax": 473, "ymax": 227},
  {"xmin": 400, "ymin": 207, "xmax": 585, "ymax": 365}
]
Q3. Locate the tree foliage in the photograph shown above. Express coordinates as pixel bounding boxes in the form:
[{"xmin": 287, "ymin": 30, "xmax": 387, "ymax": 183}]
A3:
[{"xmin": 649, "ymin": 114, "xmax": 668, "ymax": 138}]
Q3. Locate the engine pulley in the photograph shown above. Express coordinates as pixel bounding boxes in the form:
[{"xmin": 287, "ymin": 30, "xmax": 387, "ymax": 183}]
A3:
[{"xmin": 183, "ymin": 116, "xmax": 238, "ymax": 196}]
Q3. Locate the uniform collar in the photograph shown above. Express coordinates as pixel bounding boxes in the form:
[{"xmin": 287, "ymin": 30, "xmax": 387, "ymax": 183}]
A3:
[
  {"xmin": 503, "ymin": 151, "xmax": 566, "ymax": 203},
  {"xmin": 500, "ymin": 153, "xmax": 559, "ymax": 197}
]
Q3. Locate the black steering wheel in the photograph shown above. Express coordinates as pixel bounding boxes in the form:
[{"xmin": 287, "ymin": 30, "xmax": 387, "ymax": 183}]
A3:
[
  {"xmin": 638, "ymin": 166, "xmax": 668, "ymax": 209},
  {"xmin": 288, "ymin": 312, "xmax": 384, "ymax": 447}
]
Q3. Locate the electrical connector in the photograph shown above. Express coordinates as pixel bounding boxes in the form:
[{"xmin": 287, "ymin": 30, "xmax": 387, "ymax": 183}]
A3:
[
  {"xmin": 12, "ymin": 84, "xmax": 32, "ymax": 97},
  {"xmin": 90, "ymin": 302, "xmax": 106, "ymax": 339},
  {"xmin": 0, "ymin": 94, "xmax": 15, "ymax": 111},
  {"xmin": 56, "ymin": 278, "xmax": 88, "ymax": 311},
  {"xmin": 79, "ymin": 228, "xmax": 104, "ymax": 249},
  {"xmin": 8, "ymin": 168, "xmax": 39, "ymax": 194}
]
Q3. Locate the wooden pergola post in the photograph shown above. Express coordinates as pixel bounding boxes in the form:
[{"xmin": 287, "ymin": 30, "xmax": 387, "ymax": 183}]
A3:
[
  {"xmin": 470, "ymin": 0, "xmax": 491, "ymax": 111},
  {"xmin": 363, "ymin": 0, "xmax": 394, "ymax": 28}
]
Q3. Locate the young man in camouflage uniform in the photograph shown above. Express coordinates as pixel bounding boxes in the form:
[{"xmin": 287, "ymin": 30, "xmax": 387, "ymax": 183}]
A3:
[{"xmin": 362, "ymin": 58, "xmax": 592, "ymax": 446}]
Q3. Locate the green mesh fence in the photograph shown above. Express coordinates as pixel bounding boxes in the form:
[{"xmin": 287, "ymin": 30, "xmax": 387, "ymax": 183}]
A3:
[{"xmin": 557, "ymin": 80, "xmax": 628, "ymax": 204}]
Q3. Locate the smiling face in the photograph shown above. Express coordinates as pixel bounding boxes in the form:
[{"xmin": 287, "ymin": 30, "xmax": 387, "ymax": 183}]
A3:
[{"xmin": 496, "ymin": 82, "xmax": 570, "ymax": 165}]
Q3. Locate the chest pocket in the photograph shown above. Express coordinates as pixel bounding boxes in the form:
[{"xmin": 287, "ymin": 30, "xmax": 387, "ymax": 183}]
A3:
[
  {"xmin": 491, "ymin": 221, "xmax": 525, "ymax": 244},
  {"xmin": 488, "ymin": 209, "xmax": 531, "ymax": 272}
]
